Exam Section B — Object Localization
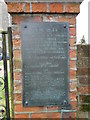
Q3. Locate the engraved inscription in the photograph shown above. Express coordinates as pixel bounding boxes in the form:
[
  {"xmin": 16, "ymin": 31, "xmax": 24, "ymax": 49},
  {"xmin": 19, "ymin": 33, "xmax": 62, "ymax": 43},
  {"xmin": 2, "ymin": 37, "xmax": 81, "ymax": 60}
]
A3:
[{"xmin": 21, "ymin": 22, "xmax": 69, "ymax": 107}]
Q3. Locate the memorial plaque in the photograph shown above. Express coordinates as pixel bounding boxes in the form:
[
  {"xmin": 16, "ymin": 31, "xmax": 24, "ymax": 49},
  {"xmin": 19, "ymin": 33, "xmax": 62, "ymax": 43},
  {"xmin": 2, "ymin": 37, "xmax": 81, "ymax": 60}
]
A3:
[{"xmin": 21, "ymin": 22, "xmax": 69, "ymax": 107}]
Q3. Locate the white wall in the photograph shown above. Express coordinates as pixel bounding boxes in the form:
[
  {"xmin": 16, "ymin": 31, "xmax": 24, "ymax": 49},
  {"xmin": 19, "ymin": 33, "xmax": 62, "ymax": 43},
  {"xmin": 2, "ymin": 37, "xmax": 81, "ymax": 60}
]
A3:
[
  {"xmin": 76, "ymin": 0, "xmax": 90, "ymax": 44},
  {"xmin": 0, "ymin": 0, "xmax": 11, "ymax": 31},
  {"xmin": 89, "ymin": 1, "xmax": 90, "ymax": 44}
]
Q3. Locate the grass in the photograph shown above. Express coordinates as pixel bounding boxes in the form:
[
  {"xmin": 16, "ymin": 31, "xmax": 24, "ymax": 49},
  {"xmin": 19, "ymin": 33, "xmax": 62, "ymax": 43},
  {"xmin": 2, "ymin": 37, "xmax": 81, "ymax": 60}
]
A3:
[
  {"xmin": 0, "ymin": 61, "xmax": 5, "ymax": 109},
  {"xmin": 0, "ymin": 60, "xmax": 6, "ymax": 119},
  {"xmin": 0, "ymin": 60, "xmax": 11, "ymax": 118},
  {"xmin": 0, "ymin": 61, "xmax": 3, "ymax": 66}
]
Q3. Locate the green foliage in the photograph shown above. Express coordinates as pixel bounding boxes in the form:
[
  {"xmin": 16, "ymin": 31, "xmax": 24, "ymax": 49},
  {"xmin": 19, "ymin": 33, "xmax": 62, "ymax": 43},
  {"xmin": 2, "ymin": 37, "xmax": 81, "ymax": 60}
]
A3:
[
  {"xmin": 80, "ymin": 104, "xmax": 90, "ymax": 112},
  {"xmin": 80, "ymin": 95, "xmax": 90, "ymax": 112},
  {"xmin": 82, "ymin": 95, "xmax": 90, "ymax": 103}
]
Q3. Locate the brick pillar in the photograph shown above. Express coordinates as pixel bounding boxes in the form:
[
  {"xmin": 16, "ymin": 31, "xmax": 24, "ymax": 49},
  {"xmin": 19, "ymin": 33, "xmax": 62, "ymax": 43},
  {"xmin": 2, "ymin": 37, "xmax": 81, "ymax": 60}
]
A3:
[
  {"xmin": 7, "ymin": 2, "xmax": 80, "ymax": 119},
  {"xmin": 77, "ymin": 45, "xmax": 90, "ymax": 119}
]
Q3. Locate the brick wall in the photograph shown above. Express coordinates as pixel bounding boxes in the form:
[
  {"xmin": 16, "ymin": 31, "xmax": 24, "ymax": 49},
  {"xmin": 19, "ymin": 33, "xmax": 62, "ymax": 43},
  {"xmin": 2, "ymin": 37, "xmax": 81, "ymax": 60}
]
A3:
[
  {"xmin": 7, "ymin": 2, "xmax": 80, "ymax": 119},
  {"xmin": 77, "ymin": 45, "xmax": 90, "ymax": 119}
]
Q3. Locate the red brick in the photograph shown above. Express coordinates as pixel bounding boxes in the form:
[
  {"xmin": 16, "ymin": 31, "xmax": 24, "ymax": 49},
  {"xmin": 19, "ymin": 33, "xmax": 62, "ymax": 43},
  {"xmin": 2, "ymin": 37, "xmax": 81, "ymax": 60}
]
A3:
[
  {"xmin": 48, "ymin": 106, "xmax": 60, "ymax": 111},
  {"xmin": 69, "ymin": 70, "xmax": 76, "ymax": 79},
  {"xmin": 65, "ymin": 3, "xmax": 80, "ymax": 13},
  {"xmin": 15, "ymin": 104, "xmax": 46, "ymax": 112},
  {"xmin": 13, "ymin": 16, "xmax": 43, "ymax": 24},
  {"xmin": 31, "ymin": 113, "xmax": 61, "ymax": 118},
  {"xmin": 69, "ymin": 38, "xmax": 76, "ymax": 46},
  {"xmin": 14, "ymin": 72, "xmax": 22, "ymax": 80},
  {"xmin": 8, "ymin": 3, "xmax": 24, "ymax": 13},
  {"xmin": 32, "ymin": 3, "xmax": 47, "ymax": 12},
  {"xmin": 63, "ymin": 112, "xmax": 76, "ymax": 118},
  {"xmin": 70, "ymin": 82, "xmax": 77, "ymax": 92},
  {"xmin": 69, "ymin": 50, "xmax": 76, "ymax": 58},
  {"xmin": 14, "ymin": 93, "xmax": 22, "ymax": 101},
  {"xmin": 56, "ymin": 16, "xmax": 76, "ymax": 25},
  {"xmin": 12, "ymin": 26, "xmax": 20, "ymax": 36},
  {"xmin": 69, "ymin": 92, "xmax": 77, "ymax": 101},
  {"xmin": 13, "ymin": 50, "xmax": 21, "ymax": 59},
  {"xmin": 77, "ymin": 68, "xmax": 89, "ymax": 76},
  {"xmin": 13, "ymin": 39, "xmax": 21, "ymax": 48},
  {"xmin": 6, "ymin": 3, "xmax": 81, "ymax": 118},
  {"xmin": 26, "ymin": 16, "xmax": 43, "ymax": 22},
  {"xmin": 69, "ymin": 28, "xmax": 76, "ymax": 36},
  {"xmin": 13, "ymin": 60, "xmax": 21, "ymax": 69},
  {"xmin": 15, "ymin": 114, "xmax": 29, "ymax": 119},
  {"xmin": 13, "ymin": 16, "xmax": 24, "ymax": 24},
  {"xmin": 78, "ymin": 76, "xmax": 90, "ymax": 85},
  {"xmin": 71, "ymin": 101, "xmax": 77, "ymax": 110},
  {"xmin": 49, "ymin": 3, "xmax": 63, "ymax": 13},
  {"xmin": 78, "ymin": 86, "xmax": 90, "ymax": 94},
  {"xmin": 14, "ymin": 82, "xmax": 22, "ymax": 92},
  {"xmin": 69, "ymin": 60, "xmax": 76, "ymax": 69},
  {"xmin": 26, "ymin": 3, "xmax": 30, "ymax": 13}
]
